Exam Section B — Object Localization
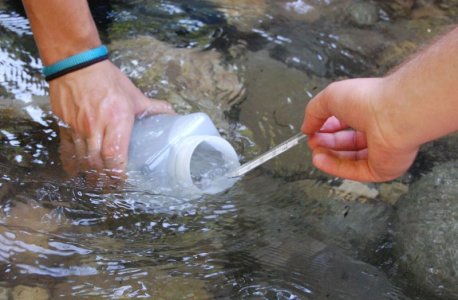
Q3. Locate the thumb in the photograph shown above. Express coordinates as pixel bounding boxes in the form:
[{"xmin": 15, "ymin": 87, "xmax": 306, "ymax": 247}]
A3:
[
  {"xmin": 135, "ymin": 95, "xmax": 175, "ymax": 117},
  {"xmin": 301, "ymin": 82, "xmax": 342, "ymax": 135},
  {"xmin": 301, "ymin": 79, "xmax": 372, "ymax": 135}
]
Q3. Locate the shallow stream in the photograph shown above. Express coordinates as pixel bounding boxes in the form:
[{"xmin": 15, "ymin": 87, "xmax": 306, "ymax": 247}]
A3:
[{"xmin": 0, "ymin": 1, "xmax": 457, "ymax": 299}]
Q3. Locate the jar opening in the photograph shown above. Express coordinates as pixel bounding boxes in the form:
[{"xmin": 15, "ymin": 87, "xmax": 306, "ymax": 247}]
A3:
[{"xmin": 190, "ymin": 141, "xmax": 238, "ymax": 192}]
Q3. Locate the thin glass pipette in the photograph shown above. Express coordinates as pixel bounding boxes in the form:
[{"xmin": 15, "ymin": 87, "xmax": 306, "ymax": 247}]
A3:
[{"xmin": 227, "ymin": 133, "xmax": 308, "ymax": 178}]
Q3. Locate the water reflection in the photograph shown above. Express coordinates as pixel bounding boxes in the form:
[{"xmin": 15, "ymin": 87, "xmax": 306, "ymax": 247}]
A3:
[
  {"xmin": 0, "ymin": 10, "xmax": 31, "ymax": 36},
  {"xmin": 0, "ymin": 9, "xmax": 46, "ymax": 102}
]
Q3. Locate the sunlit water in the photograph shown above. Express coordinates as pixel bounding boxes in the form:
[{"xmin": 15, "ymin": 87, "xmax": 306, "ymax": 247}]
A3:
[{"xmin": 1, "ymin": 1, "xmax": 457, "ymax": 299}]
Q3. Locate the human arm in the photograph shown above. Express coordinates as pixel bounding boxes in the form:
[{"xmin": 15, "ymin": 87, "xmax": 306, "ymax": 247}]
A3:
[
  {"xmin": 301, "ymin": 26, "xmax": 458, "ymax": 182},
  {"xmin": 22, "ymin": 0, "xmax": 174, "ymax": 174}
]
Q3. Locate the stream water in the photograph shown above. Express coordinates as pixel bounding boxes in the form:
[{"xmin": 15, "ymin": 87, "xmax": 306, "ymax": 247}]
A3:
[{"xmin": 0, "ymin": 1, "xmax": 457, "ymax": 299}]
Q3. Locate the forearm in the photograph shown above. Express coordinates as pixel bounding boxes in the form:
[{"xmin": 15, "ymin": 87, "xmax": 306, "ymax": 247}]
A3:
[
  {"xmin": 381, "ymin": 26, "xmax": 458, "ymax": 149},
  {"xmin": 22, "ymin": 0, "xmax": 101, "ymax": 65}
]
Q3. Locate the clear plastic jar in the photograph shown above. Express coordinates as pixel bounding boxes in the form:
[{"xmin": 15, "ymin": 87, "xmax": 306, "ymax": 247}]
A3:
[{"xmin": 128, "ymin": 112, "xmax": 240, "ymax": 196}]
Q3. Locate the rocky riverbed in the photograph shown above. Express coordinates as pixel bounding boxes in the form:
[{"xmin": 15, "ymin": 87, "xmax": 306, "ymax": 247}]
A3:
[{"xmin": 0, "ymin": 0, "xmax": 457, "ymax": 299}]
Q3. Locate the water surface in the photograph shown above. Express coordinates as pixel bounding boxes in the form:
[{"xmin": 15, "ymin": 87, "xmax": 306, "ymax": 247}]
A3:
[{"xmin": 1, "ymin": 1, "xmax": 457, "ymax": 299}]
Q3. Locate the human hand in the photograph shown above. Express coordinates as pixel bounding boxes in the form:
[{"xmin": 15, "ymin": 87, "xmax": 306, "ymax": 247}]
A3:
[
  {"xmin": 301, "ymin": 78, "xmax": 419, "ymax": 182},
  {"xmin": 51, "ymin": 60, "xmax": 175, "ymax": 178}
]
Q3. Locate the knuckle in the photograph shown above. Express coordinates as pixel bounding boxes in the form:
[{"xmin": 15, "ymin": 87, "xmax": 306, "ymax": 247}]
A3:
[{"xmin": 324, "ymin": 81, "xmax": 346, "ymax": 100}]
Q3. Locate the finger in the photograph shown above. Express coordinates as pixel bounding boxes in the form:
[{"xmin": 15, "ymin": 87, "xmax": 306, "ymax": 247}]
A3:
[
  {"xmin": 71, "ymin": 131, "xmax": 91, "ymax": 173},
  {"xmin": 134, "ymin": 96, "xmax": 175, "ymax": 118},
  {"xmin": 58, "ymin": 127, "xmax": 78, "ymax": 176},
  {"xmin": 86, "ymin": 131, "xmax": 104, "ymax": 171},
  {"xmin": 308, "ymin": 130, "xmax": 367, "ymax": 151},
  {"xmin": 71, "ymin": 132, "xmax": 86, "ymax": 160},
  {"xmin": 59, "ymin": 126, "xmax": 73, "ymax": 148},
  {"xmin": 102, "ymin": 116, "xmax": 133, "ymax": 173},
  {"xmin": 319, "ymin": 116, "xmax": 349, "ymax": 133},
  {"xmin": 301, "ymin": 88, "xmax": 334, "ymax": 135},
  {"xmin": 327, "ymin": 148, "xmax": 368, "ymax": 160},
  {"xmin": 311, "ymin": 148, "xmax": 377, "ymax": 182}
]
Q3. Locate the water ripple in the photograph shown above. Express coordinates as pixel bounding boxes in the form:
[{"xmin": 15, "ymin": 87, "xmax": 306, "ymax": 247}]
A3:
[
  {"xmin": 0, "ymin": 44, "xmax": 46, "ymax": 101},
  {"xmin": 16, "ymin": 264, "xmax": 98, "ymax": 277},
  {"xmin": 0, "ymin": 10, "xmax": 32, "ymax": 36},
  {"xmin": 0, "ymin": 9, "xmax": 45, "ymax": 101}
]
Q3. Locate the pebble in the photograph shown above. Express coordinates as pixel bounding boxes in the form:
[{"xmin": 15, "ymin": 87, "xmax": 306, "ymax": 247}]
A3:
[
  {"xmin": 348, "ymin": 1, "xmax": 379, "ymax": 26},
  {"xmin": 11, "ymin": 285, "xmax": 49, "ymax": 300}
]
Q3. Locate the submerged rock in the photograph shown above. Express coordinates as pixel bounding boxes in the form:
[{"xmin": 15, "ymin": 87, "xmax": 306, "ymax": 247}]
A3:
[
  {"xmin": 379, "ymin": 181, "xmax": 409, "ymax": 205},
  {"xmin": 265, "ymin": 23, "xmax": 375, "ymax": 78},
  {"xmin": 209, "ymin": 0, "xmax": 269, "ymax": 31},
  {"xmin": 54, "ymin": 267, "xmax": 212, "ymax": 299},
  {"xmin": 347, "ymin": 1, "xmax": 379, "ymax": 26},
  {"xmin": 226, "ymin": 175, "xmax": 399, "ymax": 298},
  {"xmin": 395, "ymin": 161, "xmax": 458, "ymax": 299},
  {"xmin": 375, "ymin": 0, "xmax": 415, "ymax": 18},
  {"xmin": 251, "ymin": 237, "xmax": 403, "ymax": 300},
  {"xmin": 0, "ymin": 286, "xmax": 9, "ymax": 300},
  {"xmin": 106, "ymin": 1, "xmax": 226, "ymax": 49},
  {"xmin": 110, "ymin": 36, "xmax": 245, "ymax": 131},
  {"xmin": 230, "ymin": 175, "xmax": 394, "ymax": 260},
  {"xmin": 334, "ymin": 180, "xmax": 379, "ymax": 200},
  {"xmin": 11, "ymin": 285, "xmax": 49, "ymax": 300},
  {"xmin": 411, "ymin": 2, "xmax": 447, "ymax": 19},
  {"xmin": 287, "ymin": 179, "xmax": 393, "ymax": 258},
  {"xmin": 376, "ymin": 40, "xmax": 418, "ymax": 70},
  {"xmin": 408, "ymin": 132, "xmax": 458, "ymax": 181}
]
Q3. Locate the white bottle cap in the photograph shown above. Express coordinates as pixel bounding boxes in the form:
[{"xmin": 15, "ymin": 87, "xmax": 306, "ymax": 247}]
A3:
[{"xmin": 168, "ymin": 135, "xmax": 240, "ymax": 195}]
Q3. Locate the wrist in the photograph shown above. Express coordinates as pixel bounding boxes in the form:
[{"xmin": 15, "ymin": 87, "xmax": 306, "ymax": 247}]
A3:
[
  {"xmin": 40, "ymin": 36, "xmax": 101, "ymax": 66},
  {"xmin": 378, "ymin": 73, "xmax": 449, "ymax": 151},
  {"xmin": 383, "ymin": 70, "xmax": 458, "ymax": 151},
  {"xmin": 43, "ymin": 45, "xmax": 109, "ymax": 81},
  {"xmin": 36, "ymin": 24, "xmax": 101, "ymax": 66}
]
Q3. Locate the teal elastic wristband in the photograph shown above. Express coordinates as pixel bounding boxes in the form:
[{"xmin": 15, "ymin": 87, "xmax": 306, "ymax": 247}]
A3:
[{"xmin": 42, "ymin": 45, "xmax": 109, "ymax": 81}]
